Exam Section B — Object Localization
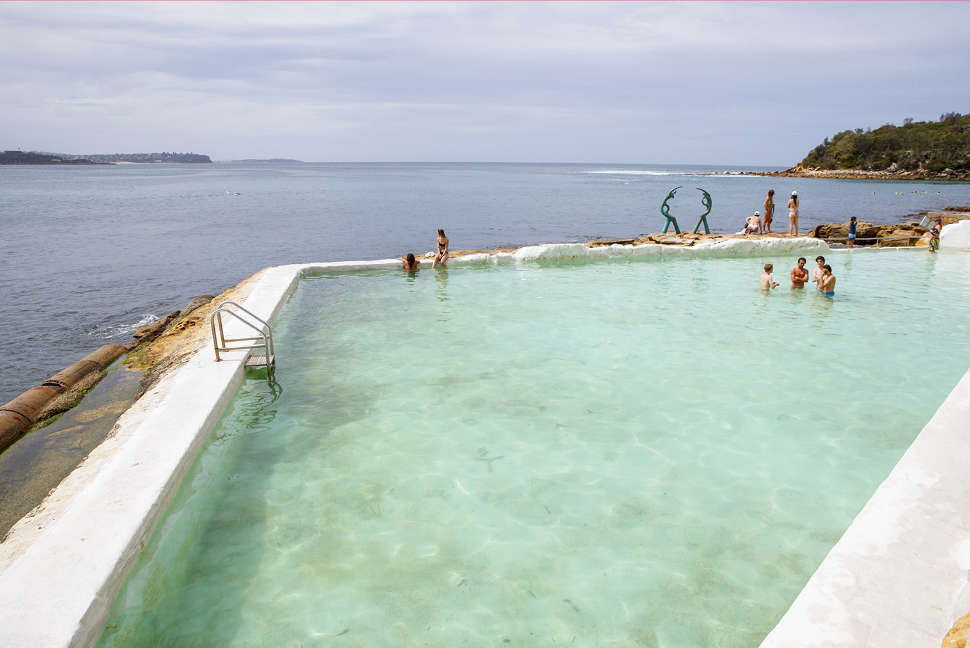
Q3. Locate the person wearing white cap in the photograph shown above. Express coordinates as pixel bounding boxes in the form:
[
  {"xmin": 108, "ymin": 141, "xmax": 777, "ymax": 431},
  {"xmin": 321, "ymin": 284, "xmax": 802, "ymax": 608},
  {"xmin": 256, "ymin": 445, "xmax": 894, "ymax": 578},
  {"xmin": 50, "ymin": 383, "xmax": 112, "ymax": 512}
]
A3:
[
  {"xmin": 787, "ymin": 190, "xmax": 800, "ymax": 236},
  {"xmin": 743, "ymin": 210, "xmax": 761, "ymax": 235}
]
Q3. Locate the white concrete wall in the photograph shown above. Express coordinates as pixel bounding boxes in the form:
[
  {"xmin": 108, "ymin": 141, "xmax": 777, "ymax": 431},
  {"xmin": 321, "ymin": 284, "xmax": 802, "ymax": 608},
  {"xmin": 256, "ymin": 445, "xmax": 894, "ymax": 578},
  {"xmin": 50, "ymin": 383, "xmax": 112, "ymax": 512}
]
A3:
[{"xmin": 941, "ymin": 220, "xmax": 970, "ymax": 251}]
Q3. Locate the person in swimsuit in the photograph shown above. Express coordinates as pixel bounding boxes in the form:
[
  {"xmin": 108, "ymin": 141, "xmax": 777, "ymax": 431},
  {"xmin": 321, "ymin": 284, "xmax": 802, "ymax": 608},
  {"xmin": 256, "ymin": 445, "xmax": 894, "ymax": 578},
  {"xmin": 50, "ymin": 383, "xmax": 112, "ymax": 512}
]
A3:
[
  {"xmin": 929, "ymin": 217, "xmax": 942, "ymax": 253},
  {"xmin": 787, "ymin": 191, "xmax": 799, "ymax": 236},
  {"xmin": 790, "ymin": 257, "xmax": 809, "ymax": 288},
  {"xmin": 811, "ymin": 255, "xmax": 826, "ymax": 290},
  {"xmin": 847, "ymin": 216, "xmax": 857, "ymax": 248},
  {"xmin": 433, "ymin": 228, "xmax": 449, "ymax": 267},
  {"xmin": 760, "ymin": 263, "xmax": 779, "ymax": 290},
  {"xmin": 763, "ymin": 189, "xmax": 775, "ymax": 234},
  {"xmin": 819, "ymin": 264, "xmax": 836, "ymax": 297},
  {"xmin": 402, "ymin": 252, "xmax": 420, "ymax": 273},
  {"xmin": 743, "ymin": 212, "xmax": 761, "ymax": 235}
]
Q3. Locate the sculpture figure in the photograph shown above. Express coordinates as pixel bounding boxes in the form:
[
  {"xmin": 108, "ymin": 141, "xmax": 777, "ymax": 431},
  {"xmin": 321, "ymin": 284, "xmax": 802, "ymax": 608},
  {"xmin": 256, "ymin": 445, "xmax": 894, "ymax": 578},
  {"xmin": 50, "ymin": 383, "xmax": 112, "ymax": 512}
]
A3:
[
  {"xmin": 694, "ymin": 188, "xmax": 713, "ymax": 234},
  {"xmin": 660, "ymin": 186, "xmax": 682, "ymax": 234}
]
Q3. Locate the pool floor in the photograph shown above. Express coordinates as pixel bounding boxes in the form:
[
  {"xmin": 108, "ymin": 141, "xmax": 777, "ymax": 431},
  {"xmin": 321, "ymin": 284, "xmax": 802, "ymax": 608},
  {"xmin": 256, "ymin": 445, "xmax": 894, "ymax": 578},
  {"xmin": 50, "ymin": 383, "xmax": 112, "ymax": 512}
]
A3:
[{"xmin": 99, "ymin": 250, "xmax": 970, "ymax": 647}]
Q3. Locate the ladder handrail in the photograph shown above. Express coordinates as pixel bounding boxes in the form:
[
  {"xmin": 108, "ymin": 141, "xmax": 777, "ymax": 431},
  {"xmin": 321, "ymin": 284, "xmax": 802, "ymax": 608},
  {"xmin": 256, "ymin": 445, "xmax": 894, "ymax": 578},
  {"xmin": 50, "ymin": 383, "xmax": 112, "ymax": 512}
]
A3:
[
  {"xmin": 211, "ymin": 308, "xmax": 272, "ymax": 350},
  {"xmin": 209, "ymin": 302, "xmax": 276, "ymax": 379}
]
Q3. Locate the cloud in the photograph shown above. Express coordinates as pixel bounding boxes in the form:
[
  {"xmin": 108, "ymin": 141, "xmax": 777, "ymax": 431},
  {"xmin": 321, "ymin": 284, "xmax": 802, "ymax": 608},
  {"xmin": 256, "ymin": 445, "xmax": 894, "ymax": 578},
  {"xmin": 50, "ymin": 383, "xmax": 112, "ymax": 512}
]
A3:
[{"xmin": 0, "ymin": 2, "xmax": 968, "ymax": 163}]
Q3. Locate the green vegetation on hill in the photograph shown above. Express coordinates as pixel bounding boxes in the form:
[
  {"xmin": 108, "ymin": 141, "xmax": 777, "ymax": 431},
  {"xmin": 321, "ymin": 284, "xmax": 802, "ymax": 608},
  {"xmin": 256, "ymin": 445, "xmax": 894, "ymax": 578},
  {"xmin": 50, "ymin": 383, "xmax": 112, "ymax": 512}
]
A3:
[
  {"xmin": 0, "ymin": 150, "xmax": 98, "ymax": 165},
  {"xmin": 82, "ymin": 152, "xmax": 211, "ymax": 163},
  {"xmin": 801, "ymin": 113, "xmax": 970, "ymax": 172}
]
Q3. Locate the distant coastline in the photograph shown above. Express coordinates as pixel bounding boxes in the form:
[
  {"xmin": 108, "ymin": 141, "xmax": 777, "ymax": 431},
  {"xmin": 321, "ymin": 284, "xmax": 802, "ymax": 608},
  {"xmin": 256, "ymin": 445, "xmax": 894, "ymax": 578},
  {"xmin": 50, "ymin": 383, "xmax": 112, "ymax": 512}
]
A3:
[
  {"xmin": 0, "ymin": 150, "xmax": 103, "ymax": 165},
  {"xmin": 746, "ymin": 165, "xmax": 970, "ymax": 182},
  {"xmin": 1, "ymin": 150, "xmax": 211, "ymax": 165}
]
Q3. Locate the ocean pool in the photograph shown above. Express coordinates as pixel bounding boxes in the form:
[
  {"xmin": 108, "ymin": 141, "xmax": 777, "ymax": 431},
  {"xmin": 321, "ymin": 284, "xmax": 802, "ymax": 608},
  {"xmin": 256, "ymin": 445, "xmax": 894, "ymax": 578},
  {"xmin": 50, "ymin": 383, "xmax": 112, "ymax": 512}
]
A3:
[{"xmin": 99, "ymin": 249, "xmax": 970, "ymax": 647}]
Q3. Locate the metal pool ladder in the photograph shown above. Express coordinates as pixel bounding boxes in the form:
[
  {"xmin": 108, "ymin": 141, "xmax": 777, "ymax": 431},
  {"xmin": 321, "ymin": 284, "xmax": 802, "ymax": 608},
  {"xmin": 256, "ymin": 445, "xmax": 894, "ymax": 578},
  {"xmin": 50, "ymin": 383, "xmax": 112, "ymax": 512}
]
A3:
[{"xmin": 210, "ymin": 301, "xmax": 276, "ymax": 378}]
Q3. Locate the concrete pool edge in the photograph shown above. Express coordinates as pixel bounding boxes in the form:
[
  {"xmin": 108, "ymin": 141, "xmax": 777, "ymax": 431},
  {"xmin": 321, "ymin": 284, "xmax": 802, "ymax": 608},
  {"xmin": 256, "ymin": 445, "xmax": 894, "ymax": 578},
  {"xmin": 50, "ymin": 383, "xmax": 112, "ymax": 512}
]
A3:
[
  {"xmin": 761, "ymin": 368, "xmax": 970, "ymax": 647},
  {"xmin": 0, "ymin": 237, "xmax": 963, "ymax": 647}
]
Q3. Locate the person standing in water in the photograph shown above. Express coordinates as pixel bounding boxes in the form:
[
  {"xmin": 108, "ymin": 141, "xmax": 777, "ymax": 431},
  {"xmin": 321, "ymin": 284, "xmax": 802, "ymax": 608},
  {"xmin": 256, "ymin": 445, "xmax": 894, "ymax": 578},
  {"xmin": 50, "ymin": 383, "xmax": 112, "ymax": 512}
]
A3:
[
  {"xmin": 790, "ymin": 257, "xmax": 809, "ymax": 288},
  {"xmin": 812, "ymin": 255, "xmax": 826, "ymax": 290},
  {"xmin": 432, "ymin": 228, "xmax": 450, "ymax": 267},
  {"xmin": 819, "ymin": 265, "xmax": 836, "ymax": 298},
  {"xmin": 760, "ymin": 263, "xmax": 779, "ymax": 290},
  {"xmin": 787, "ymin": 191, "xmax": 800, "ymax": 236},
  {"xmin": 763, "ymin": 189, "xmax": 775, "ymax": 234},
  {"xmin": 847, "ymin": 216, "xmax": 857, "ymax": 248}
]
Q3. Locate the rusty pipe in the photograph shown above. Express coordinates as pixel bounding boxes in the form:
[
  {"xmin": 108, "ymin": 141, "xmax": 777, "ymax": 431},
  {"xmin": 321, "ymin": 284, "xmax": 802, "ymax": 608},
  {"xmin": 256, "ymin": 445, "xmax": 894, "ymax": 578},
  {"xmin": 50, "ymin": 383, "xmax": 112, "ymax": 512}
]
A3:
[{"xmin": 0, "ymin": 343, "xmax": 128, "ymax": 453}]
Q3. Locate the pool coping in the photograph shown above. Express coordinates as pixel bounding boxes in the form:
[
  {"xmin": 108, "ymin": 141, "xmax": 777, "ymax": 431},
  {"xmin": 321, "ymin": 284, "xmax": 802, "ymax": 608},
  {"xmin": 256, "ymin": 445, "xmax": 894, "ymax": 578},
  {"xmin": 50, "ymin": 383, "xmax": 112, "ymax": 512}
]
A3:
[{"xmin": 0, "ymin": 237, "xmax": 964, "ymax": 647}]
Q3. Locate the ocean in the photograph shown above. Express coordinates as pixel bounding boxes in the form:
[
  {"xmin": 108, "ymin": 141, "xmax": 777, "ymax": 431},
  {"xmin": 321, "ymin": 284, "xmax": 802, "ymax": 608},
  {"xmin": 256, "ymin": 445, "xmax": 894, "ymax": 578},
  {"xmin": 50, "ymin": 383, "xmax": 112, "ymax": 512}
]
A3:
[{"xmin": 2, "ymin": 161, "xmax": 969, "ymax": 405}]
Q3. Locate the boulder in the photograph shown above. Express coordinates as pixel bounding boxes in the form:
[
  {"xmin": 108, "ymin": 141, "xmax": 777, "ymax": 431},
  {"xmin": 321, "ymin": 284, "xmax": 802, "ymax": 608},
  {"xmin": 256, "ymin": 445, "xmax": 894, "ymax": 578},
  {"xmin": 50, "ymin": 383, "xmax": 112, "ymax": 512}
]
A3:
[
  {"xmin": 180, "ymin": 294, "xmax": 215, "ymax": 317},
  {"xmin": 132, "ymin": 311, "xmax": 180, "ymax": 344},
  {"xmin": 812, "ymin": 220, "xmax": 926, "ymax": 246}
]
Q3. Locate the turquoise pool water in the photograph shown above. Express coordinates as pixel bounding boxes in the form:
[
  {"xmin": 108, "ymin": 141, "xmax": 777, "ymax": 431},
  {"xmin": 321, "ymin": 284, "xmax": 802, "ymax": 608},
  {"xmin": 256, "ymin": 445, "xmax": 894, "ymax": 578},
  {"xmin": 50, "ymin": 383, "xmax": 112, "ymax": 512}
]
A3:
[{"xmin": 99, "ymin": 250, "xmax": 970, "ymax": 647}]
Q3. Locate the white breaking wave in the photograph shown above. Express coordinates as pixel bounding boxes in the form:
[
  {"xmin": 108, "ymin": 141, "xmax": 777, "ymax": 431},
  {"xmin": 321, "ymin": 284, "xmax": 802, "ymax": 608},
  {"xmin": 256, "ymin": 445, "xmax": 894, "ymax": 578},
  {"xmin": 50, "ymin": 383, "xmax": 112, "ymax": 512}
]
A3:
[
  {"xmin": 446, "ymin": 237, "xmax": 830, "ymax": 267},
  {"xmin": 88, "ymin": 313, "xmax": 159, "ymax": 339},
  {"xmin": 587, "ymin": 169, "xmax": 763, "ymax": 178}
]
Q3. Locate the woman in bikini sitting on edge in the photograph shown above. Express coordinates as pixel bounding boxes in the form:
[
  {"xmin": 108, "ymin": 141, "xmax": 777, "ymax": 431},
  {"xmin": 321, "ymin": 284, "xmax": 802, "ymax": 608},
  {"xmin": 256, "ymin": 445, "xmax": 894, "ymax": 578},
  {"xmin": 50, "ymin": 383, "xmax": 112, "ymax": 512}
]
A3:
[{"xmin": 433, "ymin": 228, "xmax": 449, "ymax": 268}]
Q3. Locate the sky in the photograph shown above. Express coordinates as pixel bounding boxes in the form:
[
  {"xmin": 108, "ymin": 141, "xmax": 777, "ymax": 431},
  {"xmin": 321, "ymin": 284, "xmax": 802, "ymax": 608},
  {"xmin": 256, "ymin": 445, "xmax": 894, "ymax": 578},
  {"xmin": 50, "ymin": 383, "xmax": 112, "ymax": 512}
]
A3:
[{"xmin": 1, "ymin": 2, "xmax": 968, "ymax": 165}]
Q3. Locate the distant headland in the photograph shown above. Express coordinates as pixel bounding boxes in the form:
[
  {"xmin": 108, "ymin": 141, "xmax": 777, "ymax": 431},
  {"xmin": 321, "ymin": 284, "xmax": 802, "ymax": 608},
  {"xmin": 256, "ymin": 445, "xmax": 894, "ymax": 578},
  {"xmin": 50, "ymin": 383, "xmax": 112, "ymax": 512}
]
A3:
[
  {"xmin": 1, "ymin": 150, "xmax": 212, "ymax": 165},
  {"xmin": 759, "ymin": 113, "xmax": 970, "ymax": 182}
]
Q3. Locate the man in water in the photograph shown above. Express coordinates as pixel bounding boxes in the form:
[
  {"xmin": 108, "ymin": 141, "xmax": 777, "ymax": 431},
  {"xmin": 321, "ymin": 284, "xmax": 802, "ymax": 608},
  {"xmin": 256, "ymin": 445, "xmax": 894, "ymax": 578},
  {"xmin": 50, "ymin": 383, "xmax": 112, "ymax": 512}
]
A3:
[
  {"xmin": 820, "ymin": 264, "xmax": 836, "ymax": 298},
  {"xmin": 760, "ymin": 263, "xmax": 779, "ymax": 290},
  {"xmin": 812, "ymin": 255, "xmax": 826, "ymax": 290},
  {"xmin": 790, "ymin": 257, "xmax": 809, "ymax": 288}
]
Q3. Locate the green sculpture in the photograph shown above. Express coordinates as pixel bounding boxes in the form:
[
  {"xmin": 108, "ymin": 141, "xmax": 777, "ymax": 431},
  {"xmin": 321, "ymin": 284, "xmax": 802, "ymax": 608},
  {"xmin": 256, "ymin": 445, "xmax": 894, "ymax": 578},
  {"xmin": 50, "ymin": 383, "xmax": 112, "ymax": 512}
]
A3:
[
  {"xmin": 660, "ymin": 186, "xmax": 713, "ymax": 235},
  {"xmin": 660, "ymin": 186, "xmax": 682, "ymax": 234},
  {"xmin": 694, "ymin": 188, "xmax": 713, "ymax": 234}
]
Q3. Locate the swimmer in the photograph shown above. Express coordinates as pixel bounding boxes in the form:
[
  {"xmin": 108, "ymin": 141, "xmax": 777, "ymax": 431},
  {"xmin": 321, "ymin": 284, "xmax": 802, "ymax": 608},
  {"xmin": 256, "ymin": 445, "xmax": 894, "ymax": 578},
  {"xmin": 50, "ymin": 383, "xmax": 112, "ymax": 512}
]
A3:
[
  {"xmin": 812, "ymin": 255, "xmax": 826, "ymax": 290},
  {"xmin": 401, "ymin": 252, "xmax": 420, "ymax": 273},
  {"xmin": 847, "ymin": 216, "xmax": 857, "ymax": 248},
  {"xmin": 761, "ymin": 263, "xmax": 779, "ymax": 290},
  {"xmin": 819, "ymin": 264, "xmax": 836, "ymax": 297},
  {"xmin": 788, "ymin": 191, "xmax": 799, "ymax": 236},
  {"xmin": 763, "ymin": 190, "xmax": 775, "ymax": 233},
  {"xmin": 790, "ymin": 257, "xmax": 809, "ymax": 288},
  {"xmin": 432, "ymin": 228, "xmax": 449, "ymax": 268}
]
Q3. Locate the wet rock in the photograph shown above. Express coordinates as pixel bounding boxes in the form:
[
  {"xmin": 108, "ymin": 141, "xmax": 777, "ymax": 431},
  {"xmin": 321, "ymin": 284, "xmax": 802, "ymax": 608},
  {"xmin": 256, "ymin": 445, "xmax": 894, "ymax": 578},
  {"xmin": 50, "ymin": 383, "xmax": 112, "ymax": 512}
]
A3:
[
  {"xmin": 180, "ymin": 295, "xmax": 214, "ymax": 317},
  {"xmin": 132, "ymin": 311, "xmax": 180, "ymax": 344},
  {"xmin": 812, "ymin": 220, "xmax": 926, "ymax": 246},
  {"xmin": 643, "ymin": 234, "xmax": 696, "ymax": 246}
]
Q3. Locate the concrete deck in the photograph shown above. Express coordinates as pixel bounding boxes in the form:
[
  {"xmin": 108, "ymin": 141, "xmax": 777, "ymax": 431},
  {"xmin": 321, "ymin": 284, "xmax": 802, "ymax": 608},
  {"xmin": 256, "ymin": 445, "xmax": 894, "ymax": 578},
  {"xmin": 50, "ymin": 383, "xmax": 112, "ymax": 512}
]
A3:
[{"xmin": 0, "ymin": 237, "xmax": 965, "ymax": 647}]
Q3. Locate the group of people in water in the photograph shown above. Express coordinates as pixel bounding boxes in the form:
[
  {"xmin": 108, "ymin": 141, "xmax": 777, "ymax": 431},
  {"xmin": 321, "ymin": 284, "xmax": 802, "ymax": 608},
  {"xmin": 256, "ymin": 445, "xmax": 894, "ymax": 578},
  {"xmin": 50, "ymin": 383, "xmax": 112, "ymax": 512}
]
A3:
[
  {"xmin": 742, "ymin": 189, "xmax": 801, "ymax": 236},
  {"xmin": 761, "ymin": 255, "xmax": 836, "ymax": 297}
]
